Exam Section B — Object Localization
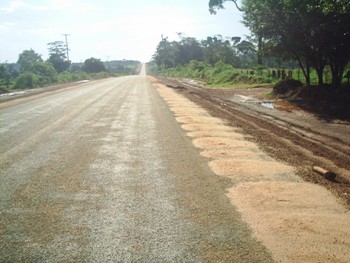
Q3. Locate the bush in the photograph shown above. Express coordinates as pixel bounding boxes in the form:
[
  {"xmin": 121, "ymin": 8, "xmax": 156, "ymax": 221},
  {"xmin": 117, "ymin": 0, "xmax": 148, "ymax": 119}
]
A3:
[
  {"xmin": 14, "ymin": 72, "xmax": 39, "ymax": 89},
  {"xmin": 92, "ymin": 72, "xmax": 109, "ymax": 79},
  {"xmin": 57, "ymin": 71, "xmax": 74, "ymax": 83},
  {"xmin": 209, "ymin": 69, "xmax": 237, "ymax": 84}
]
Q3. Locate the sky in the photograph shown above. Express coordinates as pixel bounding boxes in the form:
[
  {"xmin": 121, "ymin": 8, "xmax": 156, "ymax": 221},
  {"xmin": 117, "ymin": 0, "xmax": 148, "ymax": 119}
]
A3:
[{"xmin": 0, "ymin": 0, "xmax": 250, "ymax": 63}]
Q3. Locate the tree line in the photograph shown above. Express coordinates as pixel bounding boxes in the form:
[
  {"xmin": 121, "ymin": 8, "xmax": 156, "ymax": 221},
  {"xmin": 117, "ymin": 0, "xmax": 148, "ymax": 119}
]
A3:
[
  {"xmin": 209, "ymin": 0, "xmax": 350, "ymax": 87},
  {"xmin": 0, "ymin": 41, "xmax": 140, "ymax": 91},
  {"xmin": 153, "ymin": 0, "xmax": 349, "ymax": 88},
  {"xmin": 153, "ymin": 34, "xmax": 258, "ymax": 70}
]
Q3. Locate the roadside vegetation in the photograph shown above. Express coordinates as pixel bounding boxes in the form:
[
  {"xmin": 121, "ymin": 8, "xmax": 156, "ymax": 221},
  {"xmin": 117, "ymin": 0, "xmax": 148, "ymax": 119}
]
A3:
[
  {"xmin": 148, "ymin": 0, "xmax": 349, "ymax": 118},
  {"xmin": 0, "ymin": 41, "xmax": 141, "ymax": 93},
  {"xmin": 150, "ymin": 0, "xmax": 349, "ymax": 87}
]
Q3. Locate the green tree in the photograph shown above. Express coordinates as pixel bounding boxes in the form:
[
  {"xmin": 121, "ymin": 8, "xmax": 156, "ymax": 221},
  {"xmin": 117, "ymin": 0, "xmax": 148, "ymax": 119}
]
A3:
[
  {"xmin": 82, "ymin": 58, "xmax": 106, "ymax": 73},
  {"xmin": 201, "ymin": 35, "xmax": 238, "ymax": 66},
  {"xmin": 321, "ymin": 0, "xmax": 350, "ymax": 87},
  {"xmin": 14, "ymin": 72, "xmax": 39, "ymax": 89},
  {"xmin": 30, "ymin": 61, "xmax": 57, "ymax": 85},
  {"xmin": 176, "ymin": 34, "xmax": 204, "ymax": 65},
  {"xmin": 17, "ymin": 49, "xmax": 43, "ymax": 72},
  {"xmin": 235, "ymin": 40, "xmax": 256, "ymax": 67},
  {"xmin": 209, "ymin": 0, "xmax": 242, "ymax": 13},
  {"xmin": 240, "ymin": 0, "xmax": 350, "ymax": 87},
  {"xmin": 47, "ymin": 41, "xmax": 70, "ymax": 73},
  {"xmin": 152, "ymin": 36, "xmax": 180, "ymax": 68},
  {"xmin": 0, "ymin": 64, "xmax": 6, "ymax": 80}
]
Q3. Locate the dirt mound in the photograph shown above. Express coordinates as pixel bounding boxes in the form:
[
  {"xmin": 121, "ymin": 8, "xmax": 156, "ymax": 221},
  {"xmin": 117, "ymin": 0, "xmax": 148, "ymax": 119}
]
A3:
[{"xmin": 273, "ymin": 79, "xmax": 303, "ymax": 94}]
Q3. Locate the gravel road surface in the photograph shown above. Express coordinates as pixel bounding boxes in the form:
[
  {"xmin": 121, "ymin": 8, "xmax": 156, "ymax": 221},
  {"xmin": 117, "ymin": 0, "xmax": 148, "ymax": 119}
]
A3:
[{"xmin": 0, "ymin": 67, "xmax": 273, "ymax": 262}]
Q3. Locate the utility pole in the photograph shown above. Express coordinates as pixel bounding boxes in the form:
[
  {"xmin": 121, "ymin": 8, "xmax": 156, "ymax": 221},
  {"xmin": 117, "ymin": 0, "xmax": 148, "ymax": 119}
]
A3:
[{"xmin": 62, "ymin": 34, "xmax": 71, "ymax": 61}]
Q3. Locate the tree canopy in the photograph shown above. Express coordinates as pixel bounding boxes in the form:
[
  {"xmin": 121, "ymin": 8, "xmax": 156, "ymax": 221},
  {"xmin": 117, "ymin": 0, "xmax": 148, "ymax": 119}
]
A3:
[
  {"xmin": 209, "ymin": 0, "xmax": 242, "ymax": 13},
  {"xmin": 47, "ymin": 41, "xmax": 71, "ymax": 73},
  {"xmin": 82, "ymin": 58, "xmax": 106, "ymax": 73},
  {"xmin": 153, "ymin": 34, "xmax": 255, "ymax": 69},
  {"xmin": 17, "ymin": 49, "xmax": 43, "ymax": 73}
]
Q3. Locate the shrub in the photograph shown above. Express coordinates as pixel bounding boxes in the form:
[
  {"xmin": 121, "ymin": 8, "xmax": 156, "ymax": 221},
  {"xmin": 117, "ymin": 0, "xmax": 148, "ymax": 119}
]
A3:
[
  {"xmin": 210, "ymin": 69, "xmax": 237, "ymax": 84},
  {"xmin": 14, "ymin": 72, "xmax": 39, "ymax": 89},
  {"xmin": 57, "ymin": 71, "xmax": 74, "ymax": 83}
]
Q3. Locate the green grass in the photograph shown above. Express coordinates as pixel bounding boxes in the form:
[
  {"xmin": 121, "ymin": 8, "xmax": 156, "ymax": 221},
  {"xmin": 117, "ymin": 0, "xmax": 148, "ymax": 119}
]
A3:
[{"xmin": 155, "ymin": 61, "xmax": 349, "ymax": 87}]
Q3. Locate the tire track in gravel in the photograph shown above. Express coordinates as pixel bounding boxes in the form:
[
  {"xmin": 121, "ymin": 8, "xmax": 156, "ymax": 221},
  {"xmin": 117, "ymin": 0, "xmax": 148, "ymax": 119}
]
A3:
[{"xmin": 150, "ymin": 77, "xmax": 350, "ymax": 263}]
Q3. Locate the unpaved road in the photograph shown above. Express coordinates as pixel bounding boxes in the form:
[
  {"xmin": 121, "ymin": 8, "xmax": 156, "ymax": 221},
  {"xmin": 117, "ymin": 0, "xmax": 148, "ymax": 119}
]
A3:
[
  {"xmin": 160, "ymin": 77, "xmax": 350, "ymax": 207},
  {"xmin": 151, "ymin": 77, "xmax": 350, "ymax": 263},
  {"xmin": 0, "ymin": 67, "xmax": 273, "ymax": 262}
]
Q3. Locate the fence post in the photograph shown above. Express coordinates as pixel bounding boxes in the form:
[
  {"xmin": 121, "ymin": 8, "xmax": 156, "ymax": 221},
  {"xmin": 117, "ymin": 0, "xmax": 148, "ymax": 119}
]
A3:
[
  {"xmin": 272, "ymin": 70, "xmax": 277, "ymax": 79},
  {"xmin": 282, "ymin": 69, "xmax": 286, "ymax": 79}
]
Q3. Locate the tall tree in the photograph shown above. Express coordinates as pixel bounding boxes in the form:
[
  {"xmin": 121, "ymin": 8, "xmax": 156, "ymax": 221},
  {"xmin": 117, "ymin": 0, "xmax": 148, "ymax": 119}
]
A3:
[
  {"xmin": 322, "ymin": 0, "xmax": 350, "ymax": 87},
  {"xmin": 177, "ymin": 36, "xmax": 204, "ymax": 65},
  {"xmin": 201, "ymin": 35, "xmax": 238, "ymax": 66},
  {"xmin": 47, "ymin": 41, "xmax": 71, "ymax": 73},
  {"xmin": 239, "ymin": 0, "xmax": 350, "ymax": 87},
  {"xmin": 17, "ymin": 49, "xmax": 43, "ymax": 72},
  {"xmin": 152, "ymin": 36, "xmax": 180, "ymax": 68}
]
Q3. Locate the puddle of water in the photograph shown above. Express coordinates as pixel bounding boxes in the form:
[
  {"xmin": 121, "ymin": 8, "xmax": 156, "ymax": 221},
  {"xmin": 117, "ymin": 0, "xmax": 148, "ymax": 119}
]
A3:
[{"xmin": 261, "ymin": 102, "xmax": 275, "ymax": 109}]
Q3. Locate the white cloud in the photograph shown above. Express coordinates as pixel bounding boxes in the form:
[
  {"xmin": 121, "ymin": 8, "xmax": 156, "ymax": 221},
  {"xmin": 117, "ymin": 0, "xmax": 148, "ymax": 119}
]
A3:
[{"xmin": 0, "ymin": 0, "xmax": 26, "ymax": 14}]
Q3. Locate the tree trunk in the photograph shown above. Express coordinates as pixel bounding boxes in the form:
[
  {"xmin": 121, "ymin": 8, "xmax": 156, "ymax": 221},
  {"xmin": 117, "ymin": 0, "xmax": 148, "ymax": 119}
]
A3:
[
  {"xmin": 316, "ymin": 68, "xmax": 324, "ymax": 85},
  {"xmin": 257, "ymin": 34, "xmax": 263, "ymax": 65},
  {"xmin": 295, "ymin": 53, "xmax": 311, "ymax": 86},
  {"xmin": 305, "ymin": 62, "xmax": 311, "ymax": 86},
  {"xmin": 330, "ymin": 62, "xmax": 345, "ymax": 88}
]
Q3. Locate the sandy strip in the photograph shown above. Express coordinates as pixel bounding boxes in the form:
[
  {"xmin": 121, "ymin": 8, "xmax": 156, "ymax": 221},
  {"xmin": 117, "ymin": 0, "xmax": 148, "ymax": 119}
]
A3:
[
  {"xmin": 150, "ymin": 77, "xmax": 350, "ymax": 263},
  {"xmin": 181, "ymin": 123, "xmax": 234, "ymax": 132},
  {"xmin": 201, "ymin": 149, "xmax": 271, "ymax": 160},
  {"xmin": 187, "ymin": 131, "xmax": 242, "ymax": 138},
  {"xmin": 170, "ymin": 106, "xmax": 209, "ymax": 116},
  {"xmin": 193, "ymin": 137, "xmax": 255, "ymax": 149},
  {"xmin": 209, "ymin": 159, "xmax": 297, "ymax": 182},
  {"xmin": 175, "ymin": 116, "xmax": 225, "ymax": 124},
  {"xmin": 228, "ymin": 182, "xmax": 350, "ymax": 263}
]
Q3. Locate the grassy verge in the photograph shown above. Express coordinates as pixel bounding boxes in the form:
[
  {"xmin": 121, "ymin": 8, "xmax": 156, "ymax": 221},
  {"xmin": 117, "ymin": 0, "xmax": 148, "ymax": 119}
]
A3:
[{"xmin": 151, "ymin": 60, "xmax": 349, "ymax": 89}]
